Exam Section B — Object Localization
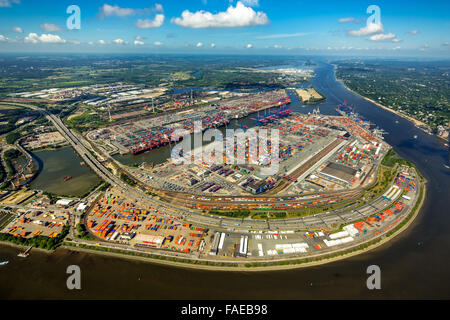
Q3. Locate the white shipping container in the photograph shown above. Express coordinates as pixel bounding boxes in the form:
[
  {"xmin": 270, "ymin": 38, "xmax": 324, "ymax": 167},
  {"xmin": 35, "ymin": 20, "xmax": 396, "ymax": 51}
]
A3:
[
  {"xmin": 343, "ymin": 225, "xmax": 359, "ymax": 237},
  {"xmin": 292, "ymin": 242, "xmax": 309, "ymax": 248},
  {"xmin": 218, "ymin": 232, "xmax": 226, "ymax": 250}
]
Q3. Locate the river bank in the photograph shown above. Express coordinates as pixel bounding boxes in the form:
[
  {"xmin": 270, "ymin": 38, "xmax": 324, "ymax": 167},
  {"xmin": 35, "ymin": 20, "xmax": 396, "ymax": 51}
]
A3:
[
  {"xmin": 0, "ymin": 240, "xmax": 54, "ymax": 254},
  {"xmin": 30, "ymin": 146, "xmax": 101, "ymax": 197},
  {"xmin": 335, "ymin": 77, "xmax": 430, "ymax": 130},
  {"xmin": 2, "ymin": 176, "xmax": 425, "ymax": 273},
  {"xmin": 1, "ymin": 60, "xmax": 448, "ymax": 299},
  {"xmin": 56, "ymin": 177, "xmax": 426, "ymax": 272}
]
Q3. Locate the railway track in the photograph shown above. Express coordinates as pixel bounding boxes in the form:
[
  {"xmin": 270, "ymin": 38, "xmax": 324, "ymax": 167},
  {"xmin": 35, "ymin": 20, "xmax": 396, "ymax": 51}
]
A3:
[{"xmin": 161, "ymin": 188, "xmax": 363, "ymax": 210}]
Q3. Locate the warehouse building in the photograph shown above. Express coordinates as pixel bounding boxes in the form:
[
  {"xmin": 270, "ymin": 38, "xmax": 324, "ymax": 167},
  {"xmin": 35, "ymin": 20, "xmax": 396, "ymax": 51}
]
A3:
[
  {"xmin": 319, "ymin": 162, "xmax": 357, "ymax": 185},
  {"xmin": 134, "ymin": 234, "xmax": 164, "ymax": 247},
  {"xmin": 55, "ymin": 199, "xmax": 74, "ymax": 207}
]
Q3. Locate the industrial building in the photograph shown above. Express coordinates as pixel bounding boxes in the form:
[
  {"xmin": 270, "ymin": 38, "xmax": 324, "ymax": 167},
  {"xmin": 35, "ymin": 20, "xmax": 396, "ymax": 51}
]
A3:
[
  {"xmin": 134, "ymin": 234, "xmax": 165, "ymax": 248},
  {"xmin": 55, "ymin": 199, "xmax": 74, "ymax": 207},
  {"xmin": 319, "ymin": 162, "xmax": 357, "ymax": 185}
]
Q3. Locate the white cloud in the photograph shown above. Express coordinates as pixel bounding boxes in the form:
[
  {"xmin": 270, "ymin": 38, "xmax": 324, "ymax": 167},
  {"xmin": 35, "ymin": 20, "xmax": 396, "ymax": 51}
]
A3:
[
  {"xmin": 392, "ymin": 38, "xmax": 402, "ymax": 43},
  {"xmin": 135, "ymin": 36, "xmax": 145, "ymax": 40},
  {"xmin": 153, "ymin": 41, "xmax": 162, "ymax": 46},
  {"xmin": 38, "ymin": 33, "xmax": 66, "ymax": 43},
  {"xmin": 0, "ymin": 0, "xmax": 20, "ymax": 8},
  {"xmin": 134, "ymin": 40, "xmax": 144, "ymax": 45},
  {"xmin": 369, "ymin": 32, "xmax": 396, "ymax": 41},
  {"xmin": 100, "ymin": 3, "xmax": 163, "ymax": 19},
  {"xmin": 22, "ymin": 34, "xmax": 39, "ymax": 44},
  {"xmin": 99, "ymin": 4, "xmax": 135, "ymax": 18},
  {"xmin": 211, "ymin": 43, "xmax": 216, "ymax": 48},
  {"xmin": 266, "ymin": 44, "xmax": 282, "ymax": 49},
  {"xmin": 113, "ymin": 38, "xmax": 126, "ymax": 45},
  {"xmin": 246, "ymin": 43, "xmax": 253, "ymax": 48},
  {"xmin": 0, "ymin": 34, "xmax": 7, "ymax": 42},
  {"xmin": 40, "ymin": 23, "xmax": 62, "ymax": 32},
  {"xmin": 12, "ymin": 26, "xmax": 23, "ymax": 33},
  {"xmin": 256, "ymin": 32, "xmax": 308, "ymax": 39},
  {"xmin": 171, "ymin": 1, "xmax": 269, "ymax": 28},
  {"xmin": 338, "ymin": 17, "xmax": 361, "ymax": 23},
  {"xmin": 68, "ymin": 40, "xmax": 81, "ymax": 45},
  {"xmin": 98, "ymin": 39, "xmax": 107, "ymax": 45},
  {"xmin": 408, "ymin": 29, "xmax": 419, "ymax": 35},
  {"xmin": 419, "ymin": 43, "xmax": 429, "ymax": 51},
  {"xmin": 135, "ymin": 14, "xmax": 165, "ymax": 28},
  {"xmin": 240, "ymin": 0, "xmax": 259, "ymax": 6},
  {"xmin": 196, "ymin": 42, "xmax": 203, "ymax": 47},
  {"xmin": 24, "ymin": 33, "xmax": 66, "ymax": 44},
  {"xmin": 348, "ymin": 22, "xmax": 384, "ymax": 37},
  {"xmin": 443, "ymin": 42, "xmax": 450, "ymax": 47}
]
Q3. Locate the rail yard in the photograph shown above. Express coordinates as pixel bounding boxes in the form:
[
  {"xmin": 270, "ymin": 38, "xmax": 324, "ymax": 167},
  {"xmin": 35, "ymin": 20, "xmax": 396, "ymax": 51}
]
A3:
[
  {"xmin": 59, "ymin": 165, "xmax": 419, "ymax": 261},
  {"xmin": 123, "ymin": 109, "xmax": 388, "ymax": 205}
]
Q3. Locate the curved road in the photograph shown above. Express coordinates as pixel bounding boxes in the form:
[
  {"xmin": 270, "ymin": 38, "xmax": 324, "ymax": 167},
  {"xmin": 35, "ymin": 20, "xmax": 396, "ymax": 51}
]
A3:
[{"xmin": 1, "ymin": 101, "xmax": 401, "ymax": 232}]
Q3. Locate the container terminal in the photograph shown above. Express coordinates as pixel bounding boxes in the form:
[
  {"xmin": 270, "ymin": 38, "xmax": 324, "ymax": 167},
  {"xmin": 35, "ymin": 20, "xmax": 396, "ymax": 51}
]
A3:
[
  {"xmin": 11, "ymin": 164, "xmax": 415, "ymax": 262},
  {"xmin": 124, "ymin": 109, "xmax": 387, "ymax": 203},
  {"xmin": 0, "ymin": 87, "xmax": 423, "ymax": 266},
  {"xmin": 87, "ymin": 90, "xmax": 290, "ymax": 156}
]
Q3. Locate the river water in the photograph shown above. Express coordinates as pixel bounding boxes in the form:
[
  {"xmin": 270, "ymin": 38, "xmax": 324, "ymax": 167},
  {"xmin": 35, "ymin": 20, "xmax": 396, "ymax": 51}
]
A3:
[
  {"xmin": 1, "ymin": 61, "xmax": 449, "ymax": 299},
  {"xmin": 29, "ymin": 147, "xmax": 101, "ymax": 197}
]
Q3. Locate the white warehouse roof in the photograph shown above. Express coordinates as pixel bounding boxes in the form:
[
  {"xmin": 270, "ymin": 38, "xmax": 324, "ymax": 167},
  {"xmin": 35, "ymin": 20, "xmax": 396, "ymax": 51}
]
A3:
[{"xmin": 56, "ymin": 199, "xmax": 74, "ymax": 206}]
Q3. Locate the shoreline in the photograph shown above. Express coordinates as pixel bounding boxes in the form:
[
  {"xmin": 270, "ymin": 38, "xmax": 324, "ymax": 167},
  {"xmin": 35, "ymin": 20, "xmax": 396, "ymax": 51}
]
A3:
[
  {"xmin": 0, "ymin": 71, "xmax": 429, "ymax": 272},
  {"xmin": 335, "ymin": 77, "xmax": 430, "ymax": 129},
  {"xmin": 28, "ymin": 143, "xmax": 70, "ymax": 153},
  {"xmin": 0, "ymin": 240, "xmax": 53, "ymax": 254},
  {"xmin": 55, "ymin": 179, "xmax": 426, "ymax": 272}
]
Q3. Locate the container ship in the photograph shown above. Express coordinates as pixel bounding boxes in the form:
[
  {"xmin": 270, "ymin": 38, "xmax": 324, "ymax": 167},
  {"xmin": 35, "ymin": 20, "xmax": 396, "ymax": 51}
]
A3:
[
  {"xmin": 183, "ymin": 112, "xmax": 229, "ymax": 131},
  {"xmin": 128, "ymin": 127, "xmax": 176, "ymax": 155},
  {"xmin": 128, "ymin": 113, "xmax": 229, "ymax": 155},
  {"xmin": 336, "ymin": 101, "xmax": 354, "ymax": 116},
  {"xmin": 336, "ymin": 102, "xmax": 372, "ymax": 130},
  {"xmin": 251, "ymin": 105, "xmax": 293, "ymax": 126},
  {"xmin": 126, "ymin": 93, "xmax": 289, "ymax": 155},
  {"xmin": 248, "ymin": 96, "xmax": 291, "ymax": 114}
]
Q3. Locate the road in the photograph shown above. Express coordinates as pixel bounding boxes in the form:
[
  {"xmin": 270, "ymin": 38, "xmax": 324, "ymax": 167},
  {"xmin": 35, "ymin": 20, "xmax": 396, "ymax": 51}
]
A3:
[{"xmin": 1, "ymin": 101, "xmax": 402, "ymax": 232}]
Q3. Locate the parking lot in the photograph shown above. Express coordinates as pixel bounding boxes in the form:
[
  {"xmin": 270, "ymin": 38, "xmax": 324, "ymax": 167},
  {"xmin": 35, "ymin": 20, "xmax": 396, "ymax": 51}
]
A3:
[{"xmin": 1, "ymin": 209, "xmax": 68, "ymax": 238}]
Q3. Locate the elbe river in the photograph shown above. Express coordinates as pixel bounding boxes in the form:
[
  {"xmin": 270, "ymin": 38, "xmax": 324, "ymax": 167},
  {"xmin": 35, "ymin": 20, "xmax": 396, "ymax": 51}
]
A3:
[{"xmin": 1, "ymin": 62, "xmax": 449, "ymax": 299}]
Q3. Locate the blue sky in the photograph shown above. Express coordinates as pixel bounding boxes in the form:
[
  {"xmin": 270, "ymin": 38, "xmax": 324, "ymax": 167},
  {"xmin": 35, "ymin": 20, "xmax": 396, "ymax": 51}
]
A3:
[{"xmin": 0, "ymin": 0, "xmax": 449, "ymax": 56}]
